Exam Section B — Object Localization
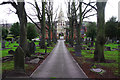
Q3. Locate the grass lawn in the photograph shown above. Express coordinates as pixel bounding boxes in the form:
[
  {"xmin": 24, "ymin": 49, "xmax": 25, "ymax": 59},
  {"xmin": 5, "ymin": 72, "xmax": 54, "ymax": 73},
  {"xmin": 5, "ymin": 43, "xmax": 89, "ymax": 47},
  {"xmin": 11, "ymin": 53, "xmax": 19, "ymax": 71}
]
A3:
[
  {"xmin": 0, "ymin": 41, "xmax": 19, "ymax": 58},
  {"xmin": 2, "ymin": 61, "xmax": 30, "ymax": 72},
  {"xmin": 1, "ymin": 40, "xmax": 56, "ymax": 74},
  {"xmin": 67, "ymin": 43, "xmax": 119, "ymax": 76},
  {"xmin": 35, "ymin": 46, "xmax": 54, "ymax": 53},
  {"xmin": 0, "ymin": 41, "xmax": 55, "ymax": 58},
  {"xmin": 105, "ymin": 43, "xmax": 118, "ymax": 49}
]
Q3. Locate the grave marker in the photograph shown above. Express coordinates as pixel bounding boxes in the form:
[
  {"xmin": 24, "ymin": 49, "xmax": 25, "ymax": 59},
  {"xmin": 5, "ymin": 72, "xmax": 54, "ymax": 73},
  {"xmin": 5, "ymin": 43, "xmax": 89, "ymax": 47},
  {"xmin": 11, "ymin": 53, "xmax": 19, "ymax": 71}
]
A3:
[
  {"xmin": 2, "ymin": 41, "xmax": 6, "ymax": 49},
  {"xmin": 14, "ymin": 46, "xmax": 25, "ymax": 71}
]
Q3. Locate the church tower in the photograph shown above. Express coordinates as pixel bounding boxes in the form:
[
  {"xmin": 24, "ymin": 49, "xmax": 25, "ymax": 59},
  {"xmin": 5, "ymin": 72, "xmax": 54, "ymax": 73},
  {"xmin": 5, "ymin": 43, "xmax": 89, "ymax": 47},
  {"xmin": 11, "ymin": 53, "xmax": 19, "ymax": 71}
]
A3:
[{"xmin": 57, "ymin": 6, "xmax": 66, "ymax": 38}]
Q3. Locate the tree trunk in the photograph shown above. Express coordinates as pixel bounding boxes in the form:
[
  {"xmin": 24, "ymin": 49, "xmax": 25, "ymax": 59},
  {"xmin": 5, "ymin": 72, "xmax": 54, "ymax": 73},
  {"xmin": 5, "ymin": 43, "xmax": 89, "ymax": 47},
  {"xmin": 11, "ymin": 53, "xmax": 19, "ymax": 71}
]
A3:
[
  {"xmin": 94, "ymin": 2, "xmax": 107, "ymax": 62},
  {"xmin": 13, "ymin": 0, "xmax": 28, "ymax": 71},
  {"xmin": 51, "ymin": 19, "xmax": 55, "ymax": 43},
  {"xmin": 70, "ymin": 18, "xmax": 74, "ymax": 47},
  {"xmin": 17, "ymin": 2, "xmax": 28, "ymax": 57},
  {"xmin": 65, "ymin": 29, "xmax": 69, "ymax": 42},
  {"xmin": 48, "ymin": 14, "xmax": 51, "ymax": 46},
  {"xmin": 91, "ymin": 37, "xmax": 94, "ymax": 47},
  {"xmin": 41, "ymin": 1, "xmax": 46, "ymax": 49},
  {"xmin": 47, "ymin": 2, "xmax": 52, "ymax": 46},
  {"xmin": 74, "ymin": 2, "xmax": 82, "ymax": 56}
]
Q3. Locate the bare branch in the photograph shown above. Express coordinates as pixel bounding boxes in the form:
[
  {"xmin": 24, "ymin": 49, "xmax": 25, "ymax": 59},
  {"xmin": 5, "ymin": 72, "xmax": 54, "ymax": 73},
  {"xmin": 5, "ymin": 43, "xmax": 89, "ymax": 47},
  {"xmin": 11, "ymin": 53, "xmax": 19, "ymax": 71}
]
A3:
[
  {"xmin": 54, "ymin": 12, "xmax": 57, "ymax": 21},
  {"xmin": 82, "ymin": 13, "xmax": 96, "ymax": 20},
  {"xmin": 0, "ymin": 1, "xmax": 17, "ymax": 10},
  {"xmin": 34, "ymin": 0, "xmax": 42, "ymax": 22},
  {"xmin": 27, "ymin": 2, "xmax": 36, "ymax": 8},
  {"xmin": 53, "ymin": 5, "xmax": 59, "ymax": 15},
  {"xmin": 82, "ymin": 7, "xmax": 93, "ymax": 19},
  {"xmin": 82, "ymin": 2, "xmax": 97, "ymax": 11},
  {"xmin": 27, "ymin": 14, "xmax": 41, "ymax": 30}
]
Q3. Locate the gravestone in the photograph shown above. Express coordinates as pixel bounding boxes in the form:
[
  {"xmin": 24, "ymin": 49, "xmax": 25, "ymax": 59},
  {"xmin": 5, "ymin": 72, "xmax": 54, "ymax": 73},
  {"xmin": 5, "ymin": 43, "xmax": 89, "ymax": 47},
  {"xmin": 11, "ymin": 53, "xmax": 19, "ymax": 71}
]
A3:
[
  {"xmin": 14, "ymin": 46, "xmax": 25, "ymax": 71},
  {"xmin": 87, "ymin": 47, "xmax": 90, "ymax": 50},
  {"xmin": 106, "ymin": 47, "xmax": 111, "ymax": 51},
  {"xmin": 38, "ymin": 56, "xmax": 44, "ymax": 59},
  {"xmin": 88, "ymin": 45, "xmax": 91, "ymax": 47},
  {"xmin": 39, "ymin": 41, "xmax": 41, "ymax": 47},
  {"xmin": 44, "ymin": 45, "xmax": 47, "ymax": 53},
  {"xmin": 2, "ymin": 41, "xmax": 6, "ymax": 49},
  {"xmin": 75, "ymin": 44, "xmax": 82, "ymax": 56},
  {"xmin": 28, "ymin": 41, "xmax": 36, "ymax": 55},
  {"xmin": 16, "ymin": 38, "xmax": 20, "ymax": 44},
  {"xmin": 11, "ymin": 38, "xmax": 14, "ymax": 43},
  {"xmin": 8, "ymin": 50, "xmax": 15, "ymax": 54},
  {"xmin": 82, "ymin": 47, "xmax": 85, "ymax": 50},
  {"xmin": 29, "ymin": 58, "xmax": 40, "ymax": 63},
  {"xmin": 117, "ymin": 40, "xmax": 119, "ymax": 44}
]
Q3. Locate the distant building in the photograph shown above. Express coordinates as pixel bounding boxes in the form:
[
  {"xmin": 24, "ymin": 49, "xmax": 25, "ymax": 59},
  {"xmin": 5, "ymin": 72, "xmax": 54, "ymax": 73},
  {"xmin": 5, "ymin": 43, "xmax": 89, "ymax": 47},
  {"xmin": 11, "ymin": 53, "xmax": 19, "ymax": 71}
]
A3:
[{"xmin": 57, "ymin": 7, "xmax": 66, "ymax": 38}]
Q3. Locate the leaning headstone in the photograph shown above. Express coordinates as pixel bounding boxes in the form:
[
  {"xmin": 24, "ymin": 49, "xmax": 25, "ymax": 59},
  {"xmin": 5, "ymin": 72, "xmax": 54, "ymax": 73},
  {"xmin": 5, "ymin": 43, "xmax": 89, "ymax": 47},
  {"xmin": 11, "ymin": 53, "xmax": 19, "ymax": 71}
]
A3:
[
  {"xmin": 14, "ymin": 46, "xmax": 25, "ymax": 71},
  {"xmin": 2, "ymin": 41, "xmax": 6, "ymax": 49}
]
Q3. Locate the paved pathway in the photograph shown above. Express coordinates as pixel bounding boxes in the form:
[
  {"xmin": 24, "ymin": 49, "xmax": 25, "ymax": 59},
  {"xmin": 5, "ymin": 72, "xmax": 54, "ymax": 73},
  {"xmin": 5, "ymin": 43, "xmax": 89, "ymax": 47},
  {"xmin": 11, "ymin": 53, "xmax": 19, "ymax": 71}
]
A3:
[{"xmin": 31, "ymin": 40, "xmax": 87, "ymax": 78}]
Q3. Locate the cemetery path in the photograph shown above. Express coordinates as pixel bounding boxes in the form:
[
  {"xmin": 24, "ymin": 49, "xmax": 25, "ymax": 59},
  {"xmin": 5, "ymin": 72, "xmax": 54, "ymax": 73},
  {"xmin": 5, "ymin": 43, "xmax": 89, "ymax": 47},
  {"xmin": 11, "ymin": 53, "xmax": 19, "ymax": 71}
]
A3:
[{"xmin": 30, "ymin": 40, "xmax": 87, "ymax": 78}]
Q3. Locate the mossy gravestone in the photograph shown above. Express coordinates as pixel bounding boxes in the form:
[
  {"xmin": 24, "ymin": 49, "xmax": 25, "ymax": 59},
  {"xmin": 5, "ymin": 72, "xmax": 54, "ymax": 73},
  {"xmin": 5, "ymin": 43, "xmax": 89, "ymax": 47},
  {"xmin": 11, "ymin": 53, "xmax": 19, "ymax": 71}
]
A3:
[
  {"xmin": 28, "ymin": 41, "xmax": 36, "ymax": 55},
  {"xmin": 14, "ymin": 46, "xmax": 25, "ymax": 72}
]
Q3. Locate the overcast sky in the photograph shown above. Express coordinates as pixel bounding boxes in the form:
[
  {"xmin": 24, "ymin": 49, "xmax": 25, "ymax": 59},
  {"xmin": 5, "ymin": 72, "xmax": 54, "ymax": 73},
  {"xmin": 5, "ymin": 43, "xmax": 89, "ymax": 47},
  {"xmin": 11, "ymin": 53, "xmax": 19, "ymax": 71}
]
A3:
[{"xmin": 0, "ymin": 0, "xmax": 119, "ymax": 24}]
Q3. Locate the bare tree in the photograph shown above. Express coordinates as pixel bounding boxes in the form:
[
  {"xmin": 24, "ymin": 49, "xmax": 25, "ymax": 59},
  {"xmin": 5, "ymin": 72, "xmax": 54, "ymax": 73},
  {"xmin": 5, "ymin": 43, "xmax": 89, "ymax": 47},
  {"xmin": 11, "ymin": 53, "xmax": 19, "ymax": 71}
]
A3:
[
  {"xmin": 67, "ymin": 0, "xmax": 96, "ymax": 56},
  {"xmin": 41, "ymin": 0, "xmax": 46, "ymax": 48},
  {"xmin": 46, "ymin": 1, "xmax": 53, "ymax": 46},
  {"xmin": 76, "ymin": 0, "xmax": 108, "ymax": 61},
  {"xmin": 94, "ymin": 1, "xmax": 107, "ymax": 62},
  {"xmin": 27, "ymin": 0, "xmax": 47, "ymax": 48},
  {"xmin": 0, "ymin": 0, "xmax": 28, "ymax": 71}
]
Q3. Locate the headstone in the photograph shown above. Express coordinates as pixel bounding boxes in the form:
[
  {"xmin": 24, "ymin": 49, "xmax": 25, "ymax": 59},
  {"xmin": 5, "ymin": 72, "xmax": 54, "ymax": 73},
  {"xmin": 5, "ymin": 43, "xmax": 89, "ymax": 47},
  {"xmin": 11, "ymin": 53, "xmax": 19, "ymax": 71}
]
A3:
[
  {"xmin": 8, "ymin": 50, "xmax": 15, "ymax": 54},
  {"xmin": 75, "ymin": 44, "xmax": 82, "ymax": 56},
  {"xmin": 7, "ymin": 42, "xmax": 11, "ymax": 47},
  {"xmin": 29, "ymin": 58, "xmax": 40, "ymax": 63},
  {"xmin": 11, "ymin": 38, "xmax": 14, "ymax": 43},
  {"xmin": 87, "ymin": 47, "xmax": 90, "ymax": 50},
  {"xmin": 28, "ymin": 41, "xmax": 36, "ymax": 55},
  {"xmin": 90, "ymin": 68, "xmax": 106, "ymax": 74},
  {"xmin": 14, "ymin": 46, "xmax": 25, "ymax": 71},
  {"xmin": 38, "ymin": 56, "xmax": 44, "ymax": 59},
  {"xmin": 2, "ymin": 41, "xmax": 6, "ymax": 49},
  {"xmin": 82, "ymin": 47, "xmax": 85, "ymax": 50},
  {"xmin": 41, "ymin": 53, "xmax": 46, "ymax": 55},
  {"xmin": 47, "ymin": 43, "xmax": 49, "ymax": 47},
  {"xmin": 45, "ymin": 46, "xmax": 47, "ymax": 53},
  {"xmin": 106, "ymin": 47, "xmax": 111, "ymax": 51},
  {"xmin": 88, "ymin": 45, "xmax": 91, "ymax": 47},
  {"xmin": 39, "ymin": 41, "xmax": 41, "ymax": 47},
  {"xmin": 33, "ymin": 40, "xmax": 36, "ymax": 42},
  {"xmin": 117, "ymin": 40, "xmax": 119, "ymax": 44},
  {"xmin": 16, "ymin": 38, "xmax": 20, "ymax": 44}
]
